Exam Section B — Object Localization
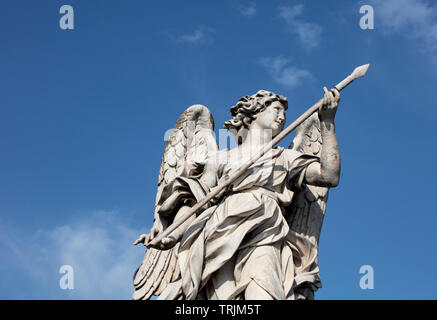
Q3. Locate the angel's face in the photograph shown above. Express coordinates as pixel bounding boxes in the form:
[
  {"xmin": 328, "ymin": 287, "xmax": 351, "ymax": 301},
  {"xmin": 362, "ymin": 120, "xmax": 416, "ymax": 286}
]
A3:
[{"xmin": 251, "ymin": 101, "xmax": 286, "ymax": 137}]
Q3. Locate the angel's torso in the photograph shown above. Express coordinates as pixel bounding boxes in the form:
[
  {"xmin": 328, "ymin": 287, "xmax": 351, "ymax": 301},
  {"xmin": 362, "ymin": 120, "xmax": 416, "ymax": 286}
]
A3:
[{"xmin": 209, "ymin": 146, "xmax": 307, "ymax": 207}]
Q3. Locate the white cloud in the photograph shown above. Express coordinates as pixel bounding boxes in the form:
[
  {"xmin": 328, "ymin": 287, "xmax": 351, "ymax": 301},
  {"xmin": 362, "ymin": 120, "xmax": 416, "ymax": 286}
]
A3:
[
  {"xmin": 370, "ymin": 0, "xmax": 437, "ymax": 59},
  {"xmin": 279, "ymin": 4, "xmax": 303, "ymax": 20},
  {"xmin": 0, "ymin": 210, "xmax": 148, "ymax": 299},
  {"xmin": 278, "ymin": 5, "xmax": 323, "ymax": 49},
  {"xmin": 259, "ymin": 56, "xmax": 313, "ymax": 89},
  {"xmin": 239, "ymin": 2, "xmax": 257, "ymax": 17},
  {"xmin": 169, "ymin": 25, "xmax": 215, "ymax": 45}
]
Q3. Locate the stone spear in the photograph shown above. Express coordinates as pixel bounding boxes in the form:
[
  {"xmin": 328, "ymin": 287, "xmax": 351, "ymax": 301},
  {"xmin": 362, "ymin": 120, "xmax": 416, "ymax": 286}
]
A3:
[{"xmin": 147, "ymin": 64, "xmax": 370, "ymax": 248}]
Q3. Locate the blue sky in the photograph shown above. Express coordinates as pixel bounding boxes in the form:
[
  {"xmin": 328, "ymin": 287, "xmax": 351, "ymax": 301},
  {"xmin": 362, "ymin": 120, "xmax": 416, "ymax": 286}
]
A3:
[{"xmin": 1, "ymin": 0, "xmax": 437, "ymax": 299}]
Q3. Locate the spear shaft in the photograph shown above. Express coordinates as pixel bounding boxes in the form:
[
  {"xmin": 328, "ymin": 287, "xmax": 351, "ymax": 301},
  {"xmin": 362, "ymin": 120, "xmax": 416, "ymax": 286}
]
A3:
[{"xmin": 148, "ymin": 64, "xmax": 369, "ymax": 248}]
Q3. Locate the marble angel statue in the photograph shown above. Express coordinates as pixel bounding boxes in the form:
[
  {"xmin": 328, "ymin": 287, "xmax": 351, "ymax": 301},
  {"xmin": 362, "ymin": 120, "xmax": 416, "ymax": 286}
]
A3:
[{"xmin": 133, "ymin": 87, "xmax": 341, "ymax": 300}]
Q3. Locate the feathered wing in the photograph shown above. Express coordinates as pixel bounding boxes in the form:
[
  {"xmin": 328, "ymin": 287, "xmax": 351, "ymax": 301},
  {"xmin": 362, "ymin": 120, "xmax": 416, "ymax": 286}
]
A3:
[
  {"xmin": 286, "ymin": 113, "xmax": 329, "ymax": 299},
  {"xmin": 133, "ymin": 104, "xmax": 218, "ymax": 300}
]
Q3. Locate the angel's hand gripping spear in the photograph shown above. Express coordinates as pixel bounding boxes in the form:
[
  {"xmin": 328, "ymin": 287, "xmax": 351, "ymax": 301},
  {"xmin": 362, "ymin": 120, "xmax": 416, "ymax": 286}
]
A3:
[{"xmin": 135, "ymin": 64, "xmax": 370, "ymax": 249}]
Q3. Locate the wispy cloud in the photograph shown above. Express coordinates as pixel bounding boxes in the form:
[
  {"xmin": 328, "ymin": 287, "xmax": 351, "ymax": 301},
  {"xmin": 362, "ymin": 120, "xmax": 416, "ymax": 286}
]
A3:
[
  {"xmin": 0, "ymin": 211, "xmax": 147, "ymax": 299},
  {"xmin": 238, "ymin": 2, "xmax": 257, "ymax": 17},
  {"xmin": 278, "ymin": 5, "xmax": 323, "ymax": 49},
  {"xmin": 259, "ymin": 56, "xmax": 313, "ymax": 89},
  {"xmin": 165, "ymin": 25, "xmax": 215, "ymax": 45},
  {"xmin": 370, "ymin": 0, "xmax": 437, "ymax": 61}
]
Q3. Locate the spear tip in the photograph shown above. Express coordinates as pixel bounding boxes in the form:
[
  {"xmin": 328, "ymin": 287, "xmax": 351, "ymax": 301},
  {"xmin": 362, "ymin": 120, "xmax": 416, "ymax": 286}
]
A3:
[{"xmin": 351, "ymin": 64, "xmax": 370, "ymax": 80}]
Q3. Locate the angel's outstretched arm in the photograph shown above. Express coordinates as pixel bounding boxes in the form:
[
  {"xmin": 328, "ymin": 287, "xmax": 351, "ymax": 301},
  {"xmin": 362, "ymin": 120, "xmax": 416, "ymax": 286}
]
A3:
[{"xmin": 304, "ymin": 87, "xmax": 341, "ymax": 188}]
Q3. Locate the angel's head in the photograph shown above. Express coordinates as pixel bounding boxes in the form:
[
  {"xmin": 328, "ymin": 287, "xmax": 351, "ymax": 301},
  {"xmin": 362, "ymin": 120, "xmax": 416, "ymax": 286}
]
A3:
[{"xmin": 224, "ymin": 90, "xmax": 288, "ymax": 144}]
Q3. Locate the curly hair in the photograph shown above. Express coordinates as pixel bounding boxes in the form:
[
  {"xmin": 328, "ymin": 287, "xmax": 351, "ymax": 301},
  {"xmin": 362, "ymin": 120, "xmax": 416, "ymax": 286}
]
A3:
[{"xmin": 224, "ymin": 90, "xmax": 288, "ymax": 143}]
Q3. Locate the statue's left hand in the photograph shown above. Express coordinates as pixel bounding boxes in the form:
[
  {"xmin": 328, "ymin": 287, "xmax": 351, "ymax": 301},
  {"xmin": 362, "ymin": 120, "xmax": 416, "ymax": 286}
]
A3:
[
  {"xmin": 134, "ymin": 232, "xmax": 179, "ymax": 250},
  {"xmin": 140, "ymin": 234, "xmax": 177, "ymax": 250},
  {"xmin": 133, "ymin": 234, "xmax": 150, "ymax": 246},
  {"xmin": 156, "ymin": 236, "xmax": 178, "ymax": 250}
]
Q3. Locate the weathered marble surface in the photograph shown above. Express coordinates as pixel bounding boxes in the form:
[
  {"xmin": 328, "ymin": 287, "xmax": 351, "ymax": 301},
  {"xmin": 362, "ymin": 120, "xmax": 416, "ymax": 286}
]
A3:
[{"xmin": 133, "ymin": 88, "xmax": 341, "ymax": 300}]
